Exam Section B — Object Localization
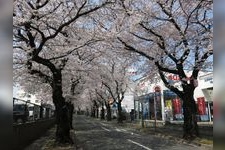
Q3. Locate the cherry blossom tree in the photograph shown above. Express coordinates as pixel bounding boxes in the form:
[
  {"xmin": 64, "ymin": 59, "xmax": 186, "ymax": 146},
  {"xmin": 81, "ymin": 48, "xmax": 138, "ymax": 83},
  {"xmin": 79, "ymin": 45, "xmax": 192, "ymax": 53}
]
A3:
[
  {"xmin": 13, "ymin": 0, "xmax": 113, "ymax": 143},
  {"xmin": 87, "ymin": 73, "xmax": 112, "ymax": 121},
  {"xmin": 92, "ymin": 0, "xmax": 212, "ymax": 138},
  {"xmin": 113, "ymin": 0, "xmax": 213, "ymax": 139},
  {"xmin": 96, "ymin": 56, "xmax": 132, "ymax": 123},
  {"xmin": 13, "ymin": 0, "xmax": 213, "ymax": 142}
]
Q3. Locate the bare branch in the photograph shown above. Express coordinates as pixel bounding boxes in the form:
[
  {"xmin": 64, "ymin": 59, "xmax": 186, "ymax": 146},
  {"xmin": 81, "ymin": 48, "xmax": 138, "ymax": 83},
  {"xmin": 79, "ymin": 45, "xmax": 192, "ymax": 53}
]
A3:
[{"xmin": 117, "ymin": 37, "xmax": 154, "ymax": 61}]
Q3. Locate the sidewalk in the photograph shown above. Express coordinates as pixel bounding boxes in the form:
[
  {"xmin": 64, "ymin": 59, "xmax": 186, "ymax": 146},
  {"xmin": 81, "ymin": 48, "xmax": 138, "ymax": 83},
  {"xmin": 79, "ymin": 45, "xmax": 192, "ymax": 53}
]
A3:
[{"xmin": 25, "ymin": 126, "xmax": 80, "ymax": 150}]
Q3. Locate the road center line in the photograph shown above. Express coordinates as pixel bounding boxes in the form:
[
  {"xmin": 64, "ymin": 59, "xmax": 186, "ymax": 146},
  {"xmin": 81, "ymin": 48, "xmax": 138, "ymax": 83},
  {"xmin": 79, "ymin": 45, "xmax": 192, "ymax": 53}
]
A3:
[
  {"xmin": 102, "ymin": 127, "xmax": 110, "ymax": 132},
  {"xmin": 127, "ymin": 139, "xmax": 152, "ymax": 150}
]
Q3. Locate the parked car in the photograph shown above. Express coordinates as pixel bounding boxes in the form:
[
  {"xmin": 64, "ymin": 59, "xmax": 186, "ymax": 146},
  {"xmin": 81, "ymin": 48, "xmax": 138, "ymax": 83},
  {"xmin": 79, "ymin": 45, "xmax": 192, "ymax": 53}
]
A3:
[{"xmin": 13, "ymin": 104, "xmax": 29, "ymax": 123}]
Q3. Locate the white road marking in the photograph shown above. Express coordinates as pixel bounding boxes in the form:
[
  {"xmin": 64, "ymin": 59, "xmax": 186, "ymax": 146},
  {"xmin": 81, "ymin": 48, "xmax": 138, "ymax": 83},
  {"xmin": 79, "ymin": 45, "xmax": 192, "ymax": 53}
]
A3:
[
  {"xmin": 100, "ymin": 122, "xmax": 107, "ymax": 126},
  {"xmin": 120, "ymin": 129, "xmax": 127, "ymax": 132},
  {"xmin": 127, "ymin": 139, "xmax": 153, "ymax": 150},
  {"xmin": 115, "ymin": 127, "xmax": 121, "ymax": 132},
  {"xmin": 102, "ymin": 127, "xmax": 110, "ymax": 132}
]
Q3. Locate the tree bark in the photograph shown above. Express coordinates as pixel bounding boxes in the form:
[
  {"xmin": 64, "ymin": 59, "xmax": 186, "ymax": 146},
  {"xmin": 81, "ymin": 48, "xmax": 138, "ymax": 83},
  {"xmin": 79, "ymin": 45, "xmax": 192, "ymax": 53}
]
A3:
[
  {"xmin": 117, "ymin": 101, "xmax": 123, "ymax": 123},
  {"xmin": 52, "ymin": 70, "xmax": 72, "ymax": 144},
  {"xmin": 30, "ymin": 56, "xmax": 72, "ymax": 143},
  {"xmin": 96, "ymin": 107, "xmax": 99, "ymax": 118},
  {"xmin": 78, "ymin": 106, "xmax": 81, "ymax": 115},
  {"xmin": 91, "ymin": 107, "xmax": 96, "ymax": 117},
  {"xmin": 105, "ymin": 101, "xmax": 111, "ymax": 121},
  {"xmin": 182, "ymin": 86, "xmax": 199, "ymax": 139},
  {"xmin": 86, "ymin": 107, "xmax": 89, "ymax": 116},
  {"xmin": 66, "ymin": 102, "xmax": 74, "ymax": 129},
  {"xmin": 100, "ymin": 103, "xmax": 105, "ymax": 120},
  {"xmin": 157, "ymin": 69, "xmax": 199, "ymax": 140}
]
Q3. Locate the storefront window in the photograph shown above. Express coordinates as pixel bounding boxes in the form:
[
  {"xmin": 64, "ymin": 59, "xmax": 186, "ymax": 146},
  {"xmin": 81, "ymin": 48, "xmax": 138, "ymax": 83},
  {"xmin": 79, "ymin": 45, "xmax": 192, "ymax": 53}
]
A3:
[
  {"xmin": 163, "ymin": 90, "xmax": 183, "ymax": 121},
  {"xmin": 197, "ymin": 97, "xmax": 213, "ymax": 122}
]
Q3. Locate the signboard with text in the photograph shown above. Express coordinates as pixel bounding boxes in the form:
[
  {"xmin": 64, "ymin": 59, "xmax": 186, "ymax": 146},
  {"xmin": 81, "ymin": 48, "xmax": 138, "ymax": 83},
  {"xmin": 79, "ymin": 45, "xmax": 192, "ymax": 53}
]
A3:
[
  {"xmin": 197, "ymin": 97, "xmax": 206, "ymax": 115},
  {"xmin": 173, "ymin": 98, "xmax": 182, "ymax": 114}
]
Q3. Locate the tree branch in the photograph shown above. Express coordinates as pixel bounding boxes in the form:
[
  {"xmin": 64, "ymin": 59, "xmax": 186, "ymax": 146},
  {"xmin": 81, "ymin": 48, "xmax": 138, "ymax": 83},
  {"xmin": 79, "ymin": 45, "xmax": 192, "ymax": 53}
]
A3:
[
  {"xmin": 48, "ymin": 43, "xmax": 90, "ymax": 61},
  {"xmin": 192, "ymin": 50, "xmax": 213, "ymax": 78},
  {"xmin": 117, "ymin": 37, "xmax": 154, "ymax": 61},
  {"xmin": 158, "ymin": 70, "xmax": 183, "ymax": 98},
  {"xmin": 139, "ymin": 23, "xmax": 178, "ymax": 63},
  {"xmin": 130, "ymin": 32, "xmax": 154, "ymax": 42},
  {"xmin": 38, "ymin": 1, "xmax": 112, "ymax": 55},
  {"xmin": 102, "ymin": 81, "xmax": 116, "ymax": 102},
  {"xmin": 29, "ymin": 69, "xmax": 53, "ymax": 86},
  {"xmin": 36, "ymin": 0, "xmax": 49, "ymax": 9},
  {"xmin": 32, "ymin": 56, "xmax": 58, "ymax": 73},
  {"xmin": 156, "ymin": 1, "xmax": 191, "ymax": 63},
  {"xmin": 155, "ymin": 61, "xmax": 178, "ymax": 74},
  {"xmin": 70, "ymin": 76, "xmax": 81, "ymax": 95}
]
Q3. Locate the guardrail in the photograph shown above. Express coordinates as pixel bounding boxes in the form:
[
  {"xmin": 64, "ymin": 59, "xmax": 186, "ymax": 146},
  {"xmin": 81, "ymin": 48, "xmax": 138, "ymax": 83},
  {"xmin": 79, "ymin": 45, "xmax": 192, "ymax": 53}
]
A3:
[{"xmin": 13, "ymin": 97, "xmax": 55, "ymax": 124}]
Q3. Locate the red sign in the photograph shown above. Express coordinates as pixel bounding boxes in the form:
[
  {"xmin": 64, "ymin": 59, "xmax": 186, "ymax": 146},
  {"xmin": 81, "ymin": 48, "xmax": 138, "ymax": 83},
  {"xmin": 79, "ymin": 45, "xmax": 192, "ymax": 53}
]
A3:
[
  {"xmin": 168, "ymin": 74, "xmax": 180, "ymax": 81},
  {"xmin": 173, "ymin": 98, "xmax": 182, "ymax": 114},
  {"xmin": 197, "ymin": 97, "xmax": 206, "ymax": 115}
]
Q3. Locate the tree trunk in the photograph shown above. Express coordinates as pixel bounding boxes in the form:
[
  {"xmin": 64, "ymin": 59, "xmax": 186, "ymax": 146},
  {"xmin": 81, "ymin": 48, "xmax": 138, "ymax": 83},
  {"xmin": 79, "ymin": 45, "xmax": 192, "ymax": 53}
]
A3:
[
  {"xmin": 78, "ymin": 106, "xmax": 81, "ymax": 115},
  {"xmin": 52, "ymin": 70, "xmax": 72, "ymax": 144},
  {"xmin": 182, "ymin": 87, "xmax": 199, "ymax": 139},
  {"xmin": 66, "ymin": 102, "xmax": 74, "ymax": 129},
  {"xmin": 101, "ymin": 103, "xmax": 105, "ymax": 120},
  {"xmin": 117, "ymin": 101, "xmax": 123, "ymax": 123},
  {"xmin": 91, "ymin": 107, "xmax": 96, "ymax": 117},
  {"xmin": 96, "ymin": 107, "xmax": 99, "ymax": 118},
  {"xmin": 86, "ymin": 107, "xmax": 89, "ymax": 116},
  {"xmin": 105, "ymin": 102, "xmax": 111, "ymax": 121}
]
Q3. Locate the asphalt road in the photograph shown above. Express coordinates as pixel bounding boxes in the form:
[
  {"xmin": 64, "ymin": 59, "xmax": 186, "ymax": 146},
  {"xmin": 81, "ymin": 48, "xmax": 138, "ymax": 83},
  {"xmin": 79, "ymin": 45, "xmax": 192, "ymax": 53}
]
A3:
[{"xmin": 73, "ymin": 115, "xmax": 211, "ymax": 150}]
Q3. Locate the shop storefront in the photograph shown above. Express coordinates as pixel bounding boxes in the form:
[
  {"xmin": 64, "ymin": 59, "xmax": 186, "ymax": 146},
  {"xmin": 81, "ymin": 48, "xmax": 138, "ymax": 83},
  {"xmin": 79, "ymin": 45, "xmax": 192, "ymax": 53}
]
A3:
[
  {"xmin": 134, "ymin": 92, "xmax": 163, "ymax": 121},
  {"xmin": 195, "ymin": 73, "xmax": 213, "ymax": 122},
  {"xmin": 196, "ymin": 96, "xmax": 213, "ymax": 122},
  {"xmin": 163, "ymin": 90, "xmax": 183, "ymax": 121},
  {"xmin": 134, "ymin": 71, "xmax": 213, "ymax": 122}
]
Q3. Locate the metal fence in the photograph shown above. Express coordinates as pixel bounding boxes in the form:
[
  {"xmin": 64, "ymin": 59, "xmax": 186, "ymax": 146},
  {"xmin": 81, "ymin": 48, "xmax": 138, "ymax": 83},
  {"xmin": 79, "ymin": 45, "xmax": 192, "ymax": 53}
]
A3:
[{"xmin": 13, "ymin": 97, "xmax": 55, "ymax": 124}]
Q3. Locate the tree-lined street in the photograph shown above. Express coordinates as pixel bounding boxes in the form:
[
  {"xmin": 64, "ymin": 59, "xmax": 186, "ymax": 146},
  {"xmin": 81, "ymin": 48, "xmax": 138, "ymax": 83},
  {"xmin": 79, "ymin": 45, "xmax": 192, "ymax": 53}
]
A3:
[{"xmin": 13, "ymin": 0, "xmax": 213, "ymax": 148}]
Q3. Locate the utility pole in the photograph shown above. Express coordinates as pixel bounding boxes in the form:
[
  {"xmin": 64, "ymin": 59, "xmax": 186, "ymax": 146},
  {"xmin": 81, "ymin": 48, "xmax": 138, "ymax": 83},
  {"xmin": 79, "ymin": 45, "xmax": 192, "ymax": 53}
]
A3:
[
  {"xmin": 154, "ymin": 92, "xmax": 157, "ymax": 132},
  {"xmin": 141, "ymin": 102, "xmax": 144, "ymax": 128},
  {"xmin": 208, "ymin": 102, "xmax": 212, "ymax": 122}
]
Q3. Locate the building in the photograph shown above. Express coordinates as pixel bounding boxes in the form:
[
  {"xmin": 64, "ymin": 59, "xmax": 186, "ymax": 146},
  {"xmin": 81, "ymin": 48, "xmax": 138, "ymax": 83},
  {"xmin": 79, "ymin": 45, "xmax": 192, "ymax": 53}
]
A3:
[
  {"xmin": 121, "ymin": 82, "xmax": 135, "ymax": 113},
  {"xmin": 134, "ymin": 71, "xmax": 213, "ymax": 122},
  {"xmin": 13, "ymin": 88, "xmax": 41, "ymax": 106},
  {"xmin": 13, "ymin": 88, "xmax": 54, "ymax": 121}
]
